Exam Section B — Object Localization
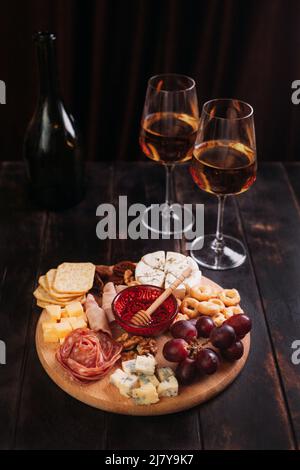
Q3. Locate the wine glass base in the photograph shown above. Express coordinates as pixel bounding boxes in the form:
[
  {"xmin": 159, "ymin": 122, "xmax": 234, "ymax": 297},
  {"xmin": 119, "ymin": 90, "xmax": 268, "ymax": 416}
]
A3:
[
  {"xmin": 190, "ymin": 234, "xmax": 247, "ymax": 270},
  {"xmin": 142, "ymin": 204, "xmax": 194, "ymax": 236}
]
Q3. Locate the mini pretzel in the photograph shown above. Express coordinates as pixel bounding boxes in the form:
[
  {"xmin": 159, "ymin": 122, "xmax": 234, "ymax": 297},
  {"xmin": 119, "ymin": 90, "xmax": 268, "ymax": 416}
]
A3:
[
  {"xmin": 181, "ymin": 297, "xmax": 200, "ymax": 318},
  {"xmin": 209, "ymin": 298, "xmax": 225, "ymax": 310},
  {"xmin": 219, "ymin": 289, "xmax": 240, "ymax": 307},
  {"xmin": 189, "ymin": 285, "xmax": 213, "ymax": 301},
  {"xmin": 212, "ymin": 313, "xmax": 226, "ymax": 327},
  {"xmin": 197, "ymin": 301, "xmax": 221, "ymax": 317},
  {"xmin": 224, "ymin": 306, "xmax": 244, "ymax": 319}
]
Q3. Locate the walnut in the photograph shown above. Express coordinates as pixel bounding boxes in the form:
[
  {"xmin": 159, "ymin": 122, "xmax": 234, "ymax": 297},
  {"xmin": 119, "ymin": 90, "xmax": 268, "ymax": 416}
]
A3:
[
  {"xmin": 136, "ymin": 338, "xmax": 158, "ymax": 356},
  {"xmin": 115, "ymin": 332, "xmax": 129, "ymax": 343},
  {"xmin": 121, "ymin": 350, "xmax": 138, "ymax": 361},
  {"xmin": 122, "ymin": 335, "xmax": 142, "ymax": 350}
]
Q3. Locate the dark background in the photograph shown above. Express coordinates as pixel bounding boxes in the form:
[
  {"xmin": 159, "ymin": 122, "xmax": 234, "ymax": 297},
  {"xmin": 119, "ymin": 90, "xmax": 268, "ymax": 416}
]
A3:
[{"xmin": 0, "ymin": 0, "xmax": 299, "ymax": 162}]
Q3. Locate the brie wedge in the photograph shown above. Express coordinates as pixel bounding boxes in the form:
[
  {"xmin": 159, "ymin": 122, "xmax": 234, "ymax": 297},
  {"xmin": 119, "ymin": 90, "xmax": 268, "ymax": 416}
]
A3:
[
  {"xmin": 142, "ymin": 251, "xmax": 165, "ymax": 270},
  {"xmin": 135, "ymin": 251, "xmax": 202, "ymax": 298}
]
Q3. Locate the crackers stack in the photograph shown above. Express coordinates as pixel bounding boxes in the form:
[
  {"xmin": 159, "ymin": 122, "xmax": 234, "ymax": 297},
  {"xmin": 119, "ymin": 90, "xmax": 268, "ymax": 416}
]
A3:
[{"xmin": 34, "ymin": 262, "xmax": 96, "ymax": 308}]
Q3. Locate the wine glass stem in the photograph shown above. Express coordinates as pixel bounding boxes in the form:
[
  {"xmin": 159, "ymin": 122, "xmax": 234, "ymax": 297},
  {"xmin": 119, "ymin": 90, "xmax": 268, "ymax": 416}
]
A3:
[
  {"xmin": 165, "ymin": 164, "xmax": 175, "ymax": 206},
  {"xmin": 213, "ymin": 195, "xmax": 226, "ymax": 253}
]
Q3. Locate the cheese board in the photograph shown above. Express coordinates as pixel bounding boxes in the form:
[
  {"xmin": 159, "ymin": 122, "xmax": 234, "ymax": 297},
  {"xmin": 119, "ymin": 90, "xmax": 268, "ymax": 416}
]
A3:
[{"xmin": 35, "ymin": 270, "xmax": 250, "ymax": 416}]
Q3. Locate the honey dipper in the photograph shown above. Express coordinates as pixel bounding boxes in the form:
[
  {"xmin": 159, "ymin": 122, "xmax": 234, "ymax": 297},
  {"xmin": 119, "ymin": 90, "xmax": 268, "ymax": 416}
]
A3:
[{"xmin": 131, "ymin": 266, "xmax": 192, "ymax": 326}]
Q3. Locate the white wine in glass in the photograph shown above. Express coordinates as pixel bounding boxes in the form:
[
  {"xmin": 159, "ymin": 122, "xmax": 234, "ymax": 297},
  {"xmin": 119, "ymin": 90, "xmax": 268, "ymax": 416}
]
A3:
[
  {"xmin": 140, "ymin": 74, "xmax": 199, "ymax": 236},
  {"xmin": 190, "ymin": 99, "xmax": 257, "ymax": 270}
]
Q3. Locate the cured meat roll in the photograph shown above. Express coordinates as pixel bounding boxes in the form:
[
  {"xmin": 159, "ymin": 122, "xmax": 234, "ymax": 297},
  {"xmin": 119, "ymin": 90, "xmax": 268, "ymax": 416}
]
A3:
[
  {"xmin": 102, "ymin": 282, "xmax": 117, "ymax": 322},
  {"xmin": 56, "ymin": 328, "xmax": 122, "ymax": 383},
  {"xmin": 85, "ymin": 294, "xmax": 111, "ymax": 336}
]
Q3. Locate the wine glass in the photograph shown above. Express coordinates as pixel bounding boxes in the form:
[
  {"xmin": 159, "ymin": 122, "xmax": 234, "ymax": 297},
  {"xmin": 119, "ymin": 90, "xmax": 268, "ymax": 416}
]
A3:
[
  {"xmin": 190, "ymin": 98, "xmax": 257, "ymax": 270},
  {"xmin": 139, "ymin": 74, "xmax": 199, "ymax": 235}
]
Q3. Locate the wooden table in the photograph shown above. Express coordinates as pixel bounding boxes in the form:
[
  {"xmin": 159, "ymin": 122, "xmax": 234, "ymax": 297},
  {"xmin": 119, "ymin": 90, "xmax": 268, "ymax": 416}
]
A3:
[{"xmin": 0, "ymin": 161, "xmax": 299, "ymax": 450}]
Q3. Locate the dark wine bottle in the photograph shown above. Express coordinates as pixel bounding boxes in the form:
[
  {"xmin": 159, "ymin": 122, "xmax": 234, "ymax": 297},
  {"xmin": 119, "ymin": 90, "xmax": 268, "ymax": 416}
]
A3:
[{"xmin": 23, "ymin": 32, "xmax": 85, "ymax": 210}]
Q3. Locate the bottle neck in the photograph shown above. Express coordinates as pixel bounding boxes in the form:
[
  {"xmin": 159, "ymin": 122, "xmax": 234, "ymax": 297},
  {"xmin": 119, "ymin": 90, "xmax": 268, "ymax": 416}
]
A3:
[{"xmin": 36, "ymin": 36, "xmax": 59, "ymax": 100}]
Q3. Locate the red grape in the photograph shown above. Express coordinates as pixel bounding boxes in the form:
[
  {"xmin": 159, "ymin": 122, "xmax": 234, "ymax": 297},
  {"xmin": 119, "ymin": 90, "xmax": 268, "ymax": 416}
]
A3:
[
  {"xmin": 170, "ymin": 320, "xmax": 198, "ymax": 340},
  {"xmin": 225, "ymin": 314, "xmax": 252, "ymax": 338},
  {"xmin": 196, "ymin": 316, "xmax": 215, "ymax": 338},
  {"xmin": 221, "ymin": 340, "xmax": 244, "ymax": 361},
  {"xmin": 163, "ymin": 338, "xmax": 189, "ymax": 362},
  {"xmin": 176, "ymin": 358, "xmax": 197, "ymax": 384},
  {"xmin": 196, "ymin": 348, "xmax": 220, "ymax": 374},
  {"xmin": 210, "ymin": 324, "xmax": 236, "ymax": 349}
]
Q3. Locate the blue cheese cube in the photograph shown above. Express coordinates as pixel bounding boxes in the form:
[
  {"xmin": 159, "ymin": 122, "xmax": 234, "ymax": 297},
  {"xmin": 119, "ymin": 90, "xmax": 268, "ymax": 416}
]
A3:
[
  {"xmin": 157, "ymin": 367, "xmax": 175, "ymax": 382},
  {"xmin": 110, "ymin": 368, "xmax": 127, "ymax": 386},
  {"xmin": 138, "ymin": 374, "xmax": 160, "ymax": 388},
  {"xmin": 132, "ymin": 383, "xmax": 159, "ymax": 405},
  {"xmin": 157, "ymin": 376, "xmax": 178, "ymax": 397},
  {"xmin": 135, "ymin": 354, "xmax": 156, "ymax": 376},
  {"xmin": 110, "ymin": 368, "xmax": 139, "ymax": 397},
  {"xmin": 122, "ymin": 359, "xmax": 136, "ymax": 375}
]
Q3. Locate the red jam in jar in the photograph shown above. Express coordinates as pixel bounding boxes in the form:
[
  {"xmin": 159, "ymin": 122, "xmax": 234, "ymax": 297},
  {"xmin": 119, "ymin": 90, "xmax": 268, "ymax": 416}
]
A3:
[{"xmin": 112, "ymin": 285, "xmax": 178, "ymax": 336}]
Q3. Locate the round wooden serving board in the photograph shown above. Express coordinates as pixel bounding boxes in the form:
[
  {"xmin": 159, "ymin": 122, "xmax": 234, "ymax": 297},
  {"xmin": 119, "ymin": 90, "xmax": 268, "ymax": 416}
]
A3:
[{"xmin": 36, "ymin": 276, "xmax": 250, "ymax": 416}]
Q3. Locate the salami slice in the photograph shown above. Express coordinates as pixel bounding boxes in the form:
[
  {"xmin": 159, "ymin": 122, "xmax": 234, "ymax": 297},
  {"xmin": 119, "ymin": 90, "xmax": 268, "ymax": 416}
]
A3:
[{"xmin": 56, "ymin": 328, "xmax": 122, "ymax": 383}]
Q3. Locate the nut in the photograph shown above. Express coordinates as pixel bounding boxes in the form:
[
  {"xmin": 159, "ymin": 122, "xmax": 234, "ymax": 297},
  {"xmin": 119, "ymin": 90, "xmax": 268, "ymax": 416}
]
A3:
[
  {"xmin": 115, "ymin": 332, "xmax": 129, "ymax": 343},
  {"xmin": 122, "ymin": 335, "xmax": 142, "ymax": 350},
  {"xmin": 124, "ymin": 269, "xmax": 135, "ymax": 285},
  {"xmin": 136, "ymin": 338, "xmax": 158, "ymax": 356},
  {"xmin": 121, "ymin": 350, "xmax": 138, "ymax": 361},
  {"xmin": 114, "ymin": 261, "xmax": 136, "ymax": 277}
]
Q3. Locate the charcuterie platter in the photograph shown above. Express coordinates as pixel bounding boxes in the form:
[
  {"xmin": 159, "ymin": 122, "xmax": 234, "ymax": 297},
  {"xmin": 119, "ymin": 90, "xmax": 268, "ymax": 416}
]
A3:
[{"xmin": 35, "ymin": 251, "xmax": 251, "ymax": 416}]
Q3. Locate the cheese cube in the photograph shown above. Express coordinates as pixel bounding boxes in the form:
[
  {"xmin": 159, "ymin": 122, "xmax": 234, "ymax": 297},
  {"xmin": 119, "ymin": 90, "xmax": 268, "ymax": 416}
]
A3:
[
  {"xmin": 43, "ymin": 329, "xmax": 59, "ymax": 343},
  {"xmin": 55, "ymin": 321, "xmax": 73, "ymax": 339},
  {"xmin": 67, "ymin": 316, "xmax": 87, "ymax": 330},
  {"xmin": 138, "ymin": 374, "xmax": 160, "ymax": 388},
  {"xmin": 135, "ymin": 355, "xmax": 156, "ymax": 376},
  {"xmin": 65, "ymin": 301, "xmax": 83, "ymax": 318},
  {"xmin": 132, "ymin": 383, "xmax": 159, "ymax": 405},
  {"xmin": 110, "ymin": 368, "xmax": 139, "ymax": 397},
  {"xmin": 157, "ymin": 367, "xmax": 174, "ymax": 382},
  {"xmin": 122, "ymin": 359, "xmax": 136, "ymax": 375},
  {"xmin": 42, "ymin": 321, "xmax": 57, "ymax": 333},
  {"xmin": 157, "ymin": 376, "xmax": 178, "ymax": 397},
  {"xmin": 45, "ymin": 304, "xmax": 61, "ymax": 322},
  {"xmin": 60, "ymin": 308, "xmax": 67, "ymax": 318}
]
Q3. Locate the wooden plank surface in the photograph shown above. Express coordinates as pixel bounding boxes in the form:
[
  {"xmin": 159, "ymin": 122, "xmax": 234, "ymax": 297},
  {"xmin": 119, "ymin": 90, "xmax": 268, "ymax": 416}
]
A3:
[
  {"xmin": 238, "ymin": 163, "xmax": 300, "ymax": 447},
  {"xmin": 0, "ymin": 163, "xmax": 47, "ymax": 450},
  {"xmin": 175, "ymin": 164, "xmax": 295, "ymax": 450},
  {"xmin": 105, "ymin": 163, "xmax": 202, "ymax": 450},
  {"xmin": 0, "ymin": 161, "xmax": 298, "ymax": 450},
  {"xmin": 13, "ymin": 163, "xmax": 113, "ymax": 450}
]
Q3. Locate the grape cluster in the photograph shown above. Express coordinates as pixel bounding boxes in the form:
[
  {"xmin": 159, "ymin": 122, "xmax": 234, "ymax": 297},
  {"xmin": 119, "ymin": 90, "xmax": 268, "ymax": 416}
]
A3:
[{"xmin": 163, "ymin": 314, "xmax": 252, "ymax": 385}]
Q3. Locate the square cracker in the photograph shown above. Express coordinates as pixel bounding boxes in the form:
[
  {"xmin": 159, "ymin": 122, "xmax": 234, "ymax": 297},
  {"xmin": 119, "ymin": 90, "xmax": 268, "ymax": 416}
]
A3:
[
  {"xmin": 53, "ymin": 262, "xmax": 95, "ymax": 294},
  {"xmin": 44, "ymin": 269, "xmax": 83, "ymax": 299},
  {"xmin": 34, "ymin": 285, "xmax": 85, "ymax": 305},
  {"xmin": 34, "ymin": 286, "xmax": 66, "ymax": 305}
]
